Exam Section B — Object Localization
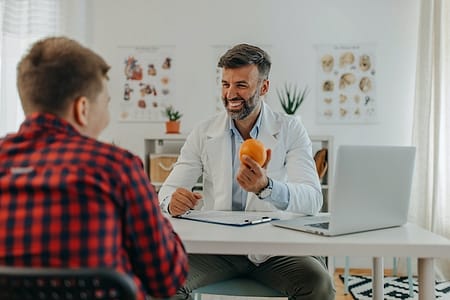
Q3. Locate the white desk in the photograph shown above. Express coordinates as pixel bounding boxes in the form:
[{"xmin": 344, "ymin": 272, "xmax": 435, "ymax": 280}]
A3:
[{"xmin": 168, "ymin": 214, "xmax": 450, "ymax": 300}]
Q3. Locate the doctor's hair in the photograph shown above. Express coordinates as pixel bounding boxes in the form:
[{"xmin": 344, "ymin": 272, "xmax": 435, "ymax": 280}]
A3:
[{"xmin": 218, "ymin": 44, "xmax": 271, "ymax": 80}]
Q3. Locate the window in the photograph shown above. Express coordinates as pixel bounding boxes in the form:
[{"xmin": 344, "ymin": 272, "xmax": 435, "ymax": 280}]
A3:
[{"xmin": 0, "ymin": 0, "xmax": 61, "ymax": 135}]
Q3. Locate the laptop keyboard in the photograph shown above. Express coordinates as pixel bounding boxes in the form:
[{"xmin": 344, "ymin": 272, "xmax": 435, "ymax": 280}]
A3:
[{"xmin": 307, "ymin": 222, "xmax": 330, "ymax": 230}]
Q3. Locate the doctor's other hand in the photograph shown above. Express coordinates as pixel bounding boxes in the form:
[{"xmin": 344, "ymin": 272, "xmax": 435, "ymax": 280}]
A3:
[
  {"xmin": 168, "ymin": 187, "xmax": 203, "ymax": 217},
  {"xmin": 237, "ymin": 148, "xmax": 272, "ymax": 193}
]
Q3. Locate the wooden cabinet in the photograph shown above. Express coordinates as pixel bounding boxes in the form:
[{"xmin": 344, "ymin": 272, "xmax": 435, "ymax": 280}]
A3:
[
  {"xmin": 144, "ymin": 135, "xmax": 333, "ymax": 212},
  {"xmin": 144, "ymin": 133, "xmax": 188, "ymax": 189}
]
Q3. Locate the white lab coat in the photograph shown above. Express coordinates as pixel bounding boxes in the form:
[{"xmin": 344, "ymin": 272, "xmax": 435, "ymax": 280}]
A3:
[{"xmin": 159, "ymin": 102, "xmax": 322, "ymax": 215}]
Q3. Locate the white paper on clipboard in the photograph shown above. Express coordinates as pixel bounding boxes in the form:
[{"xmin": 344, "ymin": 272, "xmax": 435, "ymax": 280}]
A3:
[{"xmin": 175, "ymin": 210, "xmax": 279, "ymax": 227}]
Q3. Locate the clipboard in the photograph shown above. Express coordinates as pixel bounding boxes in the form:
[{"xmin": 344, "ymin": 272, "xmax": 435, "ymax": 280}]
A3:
[{"xmin": 175, "ymin": 210, "xmax": 279, "ymax": 227}]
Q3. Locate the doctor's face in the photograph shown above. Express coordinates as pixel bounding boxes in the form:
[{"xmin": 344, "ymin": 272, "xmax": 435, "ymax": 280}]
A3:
[{"xmin": 221, "ymin": 65, "xmax": 268, "ymax": 120}]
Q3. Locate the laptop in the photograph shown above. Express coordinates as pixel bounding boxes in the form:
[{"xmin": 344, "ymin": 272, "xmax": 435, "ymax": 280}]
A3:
[{"xmin": 271, "ymin": 145, "xmax": 416, "ymax": 236}]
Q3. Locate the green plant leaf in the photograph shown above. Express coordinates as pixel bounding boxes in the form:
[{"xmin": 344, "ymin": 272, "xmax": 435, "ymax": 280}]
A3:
[
  {"xmin": 164, "ymin": 105, "xmax": 182, "ymax": 121},
  {"xmin": 277, "ymin": 83, "xmax": 309, "ymax": 115}
]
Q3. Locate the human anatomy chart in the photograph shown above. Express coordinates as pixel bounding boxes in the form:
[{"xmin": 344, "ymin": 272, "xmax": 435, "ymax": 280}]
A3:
[
  {"xmin": 118, "ymin": 46, "xmax": 175, "ymax": 122},
  {"xmin": 316, "ymin": 44, "xmax": 377, "ymax": 124}
]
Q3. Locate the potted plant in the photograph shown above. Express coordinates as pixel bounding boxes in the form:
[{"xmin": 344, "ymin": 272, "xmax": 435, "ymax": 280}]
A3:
[
  {"xmin": 276, "ymin": 83, "xmax": 309, "ymax": 115},
  {"xmin": 164, "ymin": 105, "xmax": 182, "ymax": 134}
]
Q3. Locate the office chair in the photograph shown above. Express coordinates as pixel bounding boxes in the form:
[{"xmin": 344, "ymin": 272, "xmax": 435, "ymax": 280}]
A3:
[
  {"xmin": 0, "ymin": 266, "xmax": 138, "ymax": 300},
  {"xmin": 192, "ymin": 277, "xmax": 284, "ymax": 299}
]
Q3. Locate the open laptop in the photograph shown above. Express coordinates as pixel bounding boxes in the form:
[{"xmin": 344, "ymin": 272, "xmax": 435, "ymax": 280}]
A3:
[{"xmin": 271, "ymin": 145, "xmax": 416, "ymax": 236}]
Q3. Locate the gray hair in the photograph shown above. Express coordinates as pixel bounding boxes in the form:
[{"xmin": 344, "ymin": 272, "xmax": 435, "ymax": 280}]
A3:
[{"xmin": 218, "ymin": 44, "xmax": 271, "ymax": 80}]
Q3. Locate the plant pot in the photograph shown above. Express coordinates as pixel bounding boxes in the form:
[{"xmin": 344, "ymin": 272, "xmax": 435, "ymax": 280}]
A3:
[{"xmin": 165, "ymin": 121, "xmax": 180, "ymax": 134}]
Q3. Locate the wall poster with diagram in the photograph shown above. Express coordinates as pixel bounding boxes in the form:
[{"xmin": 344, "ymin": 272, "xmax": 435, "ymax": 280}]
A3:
[
  {"xmin": 316, "ymin": 44, "xmax": 377, "ymax": 124},
  {"xmin": 118, "ymin": 46, "xmax": 175, "ymax": 122}
]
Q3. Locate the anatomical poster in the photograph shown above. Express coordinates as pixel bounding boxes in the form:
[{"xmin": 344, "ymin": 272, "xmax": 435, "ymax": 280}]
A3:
[
  {"xmin": 118, "ymin": 45, "xmax": 175, "ymax": 122},
  {"xmin": 316, "ymin": 43, "xmax": 377, "ymax": 124}
]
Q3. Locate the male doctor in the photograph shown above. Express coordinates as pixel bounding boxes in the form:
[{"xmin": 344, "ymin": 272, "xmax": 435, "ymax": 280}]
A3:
[{"xmin": 159, "ymin": 43, "xmax": 335, "ymax": 300}]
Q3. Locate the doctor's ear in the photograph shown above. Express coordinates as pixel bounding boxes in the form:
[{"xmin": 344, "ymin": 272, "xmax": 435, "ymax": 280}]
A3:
[{"xmin": 260, "ymin": 79, "xmax": 269, "ymax": 96}]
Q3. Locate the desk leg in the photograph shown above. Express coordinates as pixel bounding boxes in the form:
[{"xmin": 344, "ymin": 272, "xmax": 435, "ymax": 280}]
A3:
[
  {"xmin": 418, "ymin": 258, "xmax": 434, "ymax": 300},
  {"xmin": 372, "ymin": 257, "xmax": 384, "ymax": 300}
]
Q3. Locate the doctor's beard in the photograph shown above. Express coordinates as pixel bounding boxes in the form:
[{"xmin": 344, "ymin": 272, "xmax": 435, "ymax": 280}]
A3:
[{"xmin": 222, "ymin": 89, "xmax": 261, "ymax": 120}]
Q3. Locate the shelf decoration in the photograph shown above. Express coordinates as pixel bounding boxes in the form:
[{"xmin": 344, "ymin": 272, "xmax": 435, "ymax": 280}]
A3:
[
  {"xmin": 164, "ymin": 105, "xmax": 182, "ymax": 134},
  {"xmin": 316, "ymin": 43, "xmax": 377, "ymax": 124}
]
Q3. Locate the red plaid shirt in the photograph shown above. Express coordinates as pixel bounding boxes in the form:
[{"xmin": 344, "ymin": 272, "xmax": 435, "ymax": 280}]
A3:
[{"xmin": 0, "ymin": 113, "xmax": 188, "ymax": 299}]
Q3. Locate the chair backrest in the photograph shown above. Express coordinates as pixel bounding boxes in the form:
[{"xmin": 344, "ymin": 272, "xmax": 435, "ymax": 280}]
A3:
[{"xmin": 0, "ymin": 266, "xmax": 137, "ymax": 300}]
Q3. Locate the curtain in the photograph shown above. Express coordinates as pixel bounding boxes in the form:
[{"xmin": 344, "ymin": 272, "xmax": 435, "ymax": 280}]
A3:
[
  {"xmin": 0, "ymin": 0, "xmax": 60, "ymax": 136},
  {"xmin": 409, "ymin": 0, "xmax": 450, "ymax": 280}
]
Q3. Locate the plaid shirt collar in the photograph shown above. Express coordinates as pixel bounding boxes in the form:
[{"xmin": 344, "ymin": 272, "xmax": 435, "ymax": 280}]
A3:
[{"xmin": 19, "ymin": 112, "xmax": 81, "ymax": 137}]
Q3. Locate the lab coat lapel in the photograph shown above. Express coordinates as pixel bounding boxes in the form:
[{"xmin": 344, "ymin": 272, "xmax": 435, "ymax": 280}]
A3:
[
  {"xmin": 257, "ymin": 102, "xmax": 280, "ymax": 158},
  {"xmin": 245, "ymin": 102, "xmax": 281, "ymax": 210},
  {"xmin": 205, "ymin": 117, "xmax": 233, "ymax": 210}
]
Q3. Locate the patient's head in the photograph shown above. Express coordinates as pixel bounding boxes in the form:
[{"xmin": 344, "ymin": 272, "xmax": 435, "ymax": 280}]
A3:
[
  {"xmin": 17, "ymin": 36, "xmax": 110, "ymax": 117},
  {"xmin": 16, "ymin": 36, "xmax": 112, "ymax": 138}
]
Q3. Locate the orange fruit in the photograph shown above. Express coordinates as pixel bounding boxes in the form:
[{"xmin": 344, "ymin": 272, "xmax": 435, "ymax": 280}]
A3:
[{"xmin": 239, "ymin": 138, "xmax": 266, "ymax": 166}]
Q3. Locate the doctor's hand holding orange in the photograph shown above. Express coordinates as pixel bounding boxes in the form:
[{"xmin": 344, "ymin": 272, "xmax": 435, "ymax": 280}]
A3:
[{"xmin": 237, "ymin": 138, "xmax": 272, "ymax": 194}]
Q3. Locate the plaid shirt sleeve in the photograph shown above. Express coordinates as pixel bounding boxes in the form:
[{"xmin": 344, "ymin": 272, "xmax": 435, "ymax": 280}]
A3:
[{"xmin": 121, "ymin": 155, "xmax": 188, "ymax": 297}]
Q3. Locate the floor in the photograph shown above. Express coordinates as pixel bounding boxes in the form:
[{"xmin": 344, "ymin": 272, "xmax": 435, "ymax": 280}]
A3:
[{"xmin": 199, "ymin": 268, "xmax": 379, "ymax": 300}]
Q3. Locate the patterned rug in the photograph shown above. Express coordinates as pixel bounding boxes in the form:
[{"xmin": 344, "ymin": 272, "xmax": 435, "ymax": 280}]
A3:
[{"xmin": 340, "ymin": 274, "xmax": 450, "ymax": 299}]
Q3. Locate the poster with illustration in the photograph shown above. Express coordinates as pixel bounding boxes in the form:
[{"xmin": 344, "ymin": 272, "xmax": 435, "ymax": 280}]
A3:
[
  {"xmin": 118, "ymin": 46, "xmax": 175, "ymax": 122},
  {"xmin": 316, "ymin": 44, "xmax": 377, "ymax": 124}
]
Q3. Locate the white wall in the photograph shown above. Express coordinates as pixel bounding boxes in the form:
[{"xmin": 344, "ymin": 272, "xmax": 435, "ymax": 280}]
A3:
[
  {"xmin": 81, "ymin": 0, "xmax": 420, "ymax": 161},
  {"xmin": 68, "ymin": 0, "xmax": 420, "ymax": 269}
]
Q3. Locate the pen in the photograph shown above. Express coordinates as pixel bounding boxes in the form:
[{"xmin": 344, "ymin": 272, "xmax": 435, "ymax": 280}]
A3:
[{"xmin": 250, "ymin": 217, "xmax": 272, "ymax": 225}]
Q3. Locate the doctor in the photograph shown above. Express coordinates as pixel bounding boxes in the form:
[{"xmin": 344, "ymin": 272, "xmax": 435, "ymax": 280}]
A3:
[{"xmin": 159, "ymin": 44, "xmax": 335, "ymax": 300}]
